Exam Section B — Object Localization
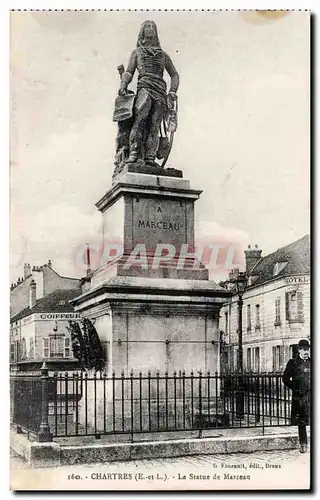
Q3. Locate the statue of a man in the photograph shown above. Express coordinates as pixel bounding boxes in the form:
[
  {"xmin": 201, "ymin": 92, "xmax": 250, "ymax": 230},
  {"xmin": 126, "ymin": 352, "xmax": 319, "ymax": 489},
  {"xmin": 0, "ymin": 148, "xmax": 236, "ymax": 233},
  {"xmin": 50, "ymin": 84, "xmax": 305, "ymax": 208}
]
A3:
[{"xmin": 118, "ymin": 20, "xmax": 179, "ymax": 166}]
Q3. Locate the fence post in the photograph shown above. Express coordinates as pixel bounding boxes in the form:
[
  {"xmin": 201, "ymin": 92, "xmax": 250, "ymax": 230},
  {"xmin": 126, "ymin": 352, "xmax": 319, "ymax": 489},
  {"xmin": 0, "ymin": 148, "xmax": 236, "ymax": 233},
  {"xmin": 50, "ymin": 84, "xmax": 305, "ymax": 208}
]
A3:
[
  {"xmin": 198, "ymin": 370, "xmax": 202, "ymax": 438},
  {"xmin": 38, "ymin": 361, "xmax": 53, "ymax": 442},
  {"xmin": 255, "ymin": 373, "xmax": 260, "ymax": 423}
]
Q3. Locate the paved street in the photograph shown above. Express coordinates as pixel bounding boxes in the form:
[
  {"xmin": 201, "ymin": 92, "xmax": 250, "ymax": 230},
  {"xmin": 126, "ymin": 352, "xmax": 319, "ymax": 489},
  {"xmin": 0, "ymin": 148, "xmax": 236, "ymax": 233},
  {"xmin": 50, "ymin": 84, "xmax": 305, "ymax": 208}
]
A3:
[
  {"xmin": 11, "ymin": 447, "xmax": 309, "ymax": 470},
  {"xmin": 11, "ymin": 447, "xmax": 310, "ymax": 490}
]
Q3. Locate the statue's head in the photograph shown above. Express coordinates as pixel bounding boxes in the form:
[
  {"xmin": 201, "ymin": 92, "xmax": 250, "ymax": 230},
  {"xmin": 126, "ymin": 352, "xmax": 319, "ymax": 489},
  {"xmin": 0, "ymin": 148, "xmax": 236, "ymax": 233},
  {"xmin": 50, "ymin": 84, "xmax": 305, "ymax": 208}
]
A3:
[{"xmin": 137, "ymin": 20, "xmax": 160, "ymax": 47}]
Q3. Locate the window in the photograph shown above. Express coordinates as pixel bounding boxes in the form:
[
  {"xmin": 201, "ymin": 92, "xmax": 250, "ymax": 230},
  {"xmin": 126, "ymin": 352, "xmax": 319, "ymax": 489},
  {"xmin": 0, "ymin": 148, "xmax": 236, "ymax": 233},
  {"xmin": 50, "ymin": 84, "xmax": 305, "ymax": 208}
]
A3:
[
  {"xmin": 273, "ymin": 345, "xmax": 280, "ymax": 371},
  {"xmin": 16, "ymin": 340, "xmax": 21, "ymax": 361},
  {"xmin": 272, "ymin": 345, "xmax": 284, "ymax": 371},
  {"xmin": 275, "ymin": 297, "xmax": 281, "ymax": 325},
  {"xmin": 247, "ymin": 305, "xmax": 251, "ymax": 331},
  {"xmin": 290, "ymin": 344, "xmax": 299, "ymax": 359},
  {"xmin": 286, "ymin": 291, "xmax": 304, "ymax": 322},
  {"xmin": 29, "ymin": 338, "xmax": 34, "ymax": 359},
  {"xmin": 49, "ymin": 335, "xmax": 64, "ymax": 358},
  {"xmin": 273, "ymin": 262, "xmax": 288, "ymax": 276},
  {"xmin": 246, "ymin": 348, "xmax": 252, "ymax": 371},
  {"xmin": 255, "ymin": 304, "xmax": 261, "ymax": 330},
  {"xmin": 254, "ymin": 347, "xmax": 260, "ymax": 372},
  {"xmin": 228, "ymin": 345, "xmax": 235, "ymax": 372},
  {"xmin": 224, "ymin": 312, "xmax": 228, "ymax": 336},
  {"xmin": 43, "ymin": 338, "xmax": 49, "ymax": 358},
  {"xmin": 64, "ymin": 337, "xmax": 71, "ymax": 358},
  {"xmin": 20, "ymin": 338, "xmax": 27, "ymax": 360},
  {"xmin": 10, "ymin": 343, "xmax": 15, "ymax": 362},
  {"xmin": 290, "ymin": 292, "xmax": 297, "ymax": 316},
  {"xmin": 58, "ymin": 300, "xmax": 66, "ymax": 306}
]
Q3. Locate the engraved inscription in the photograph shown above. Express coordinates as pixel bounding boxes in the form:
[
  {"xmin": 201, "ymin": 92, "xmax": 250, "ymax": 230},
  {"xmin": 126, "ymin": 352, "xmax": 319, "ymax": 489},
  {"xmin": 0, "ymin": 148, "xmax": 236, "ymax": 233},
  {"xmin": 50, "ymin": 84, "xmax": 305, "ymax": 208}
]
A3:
[{"xmin": 138, "ymin": 220, "xmax": 181, "ymax": 231}]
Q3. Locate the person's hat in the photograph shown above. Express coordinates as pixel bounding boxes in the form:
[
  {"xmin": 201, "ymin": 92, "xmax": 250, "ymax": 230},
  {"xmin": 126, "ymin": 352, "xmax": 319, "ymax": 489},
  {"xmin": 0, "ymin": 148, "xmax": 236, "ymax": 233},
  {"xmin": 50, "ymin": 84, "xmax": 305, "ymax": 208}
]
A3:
[{"xmin": 298, "ymin": 339, "xmax": 310, "ymax": 349}]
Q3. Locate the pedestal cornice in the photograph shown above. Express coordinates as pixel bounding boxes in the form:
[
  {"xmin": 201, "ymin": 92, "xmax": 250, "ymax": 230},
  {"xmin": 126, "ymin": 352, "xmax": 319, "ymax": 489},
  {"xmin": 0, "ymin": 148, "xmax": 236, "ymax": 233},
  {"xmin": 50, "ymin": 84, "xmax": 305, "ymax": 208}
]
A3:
[
  {"xmin": 96, "ymin": 174, "xmax": 203, "ymax": 213},
  {"xmin": 71, "ymin": 276, "xmax": 231, "ymax": 313}
]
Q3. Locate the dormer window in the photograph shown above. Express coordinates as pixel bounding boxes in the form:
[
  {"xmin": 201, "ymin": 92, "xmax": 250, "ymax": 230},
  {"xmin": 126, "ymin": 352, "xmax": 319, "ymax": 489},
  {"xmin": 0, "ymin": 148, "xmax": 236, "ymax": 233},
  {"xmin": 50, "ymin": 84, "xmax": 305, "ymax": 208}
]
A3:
[{"xmin": 273, "ymin": 262, "xmax": 288, "ymax": 276}]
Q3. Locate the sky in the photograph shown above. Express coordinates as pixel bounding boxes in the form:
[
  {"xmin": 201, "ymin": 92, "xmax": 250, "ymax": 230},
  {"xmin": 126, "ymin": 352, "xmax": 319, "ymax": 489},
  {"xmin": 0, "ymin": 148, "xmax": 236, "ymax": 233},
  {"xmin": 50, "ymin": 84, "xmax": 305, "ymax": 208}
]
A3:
[{"xmin": 10, "ymin": 10, "xmax": 310, "ymax": 282}]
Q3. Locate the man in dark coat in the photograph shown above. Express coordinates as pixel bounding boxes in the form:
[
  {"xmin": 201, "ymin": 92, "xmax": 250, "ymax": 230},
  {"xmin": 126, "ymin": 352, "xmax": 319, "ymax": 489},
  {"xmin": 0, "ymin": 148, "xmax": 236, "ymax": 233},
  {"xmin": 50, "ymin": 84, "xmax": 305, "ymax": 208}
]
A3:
[{"xmin": 282, "ymin": 339, "xmax": 310, "ymax": 453}]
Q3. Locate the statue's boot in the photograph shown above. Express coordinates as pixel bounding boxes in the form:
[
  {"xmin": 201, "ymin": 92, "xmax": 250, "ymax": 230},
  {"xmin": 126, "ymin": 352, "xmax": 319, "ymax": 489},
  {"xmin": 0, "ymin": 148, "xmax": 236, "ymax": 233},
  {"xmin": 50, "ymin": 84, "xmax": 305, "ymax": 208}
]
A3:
[
  {"xmin": 126, "ymin": 151, "xmax": 138, "ymax": 163},
  {"xmin": 145, "ymin": 155, "xmax": 161, "ymax": 167}
]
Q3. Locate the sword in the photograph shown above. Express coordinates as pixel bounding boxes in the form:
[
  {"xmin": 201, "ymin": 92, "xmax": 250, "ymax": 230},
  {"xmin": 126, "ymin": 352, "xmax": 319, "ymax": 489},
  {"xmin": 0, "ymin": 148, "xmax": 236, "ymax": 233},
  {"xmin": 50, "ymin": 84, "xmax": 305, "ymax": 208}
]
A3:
[{"xmin": 161, "ymin": 95, "xmax": 178, "ymax": 169}]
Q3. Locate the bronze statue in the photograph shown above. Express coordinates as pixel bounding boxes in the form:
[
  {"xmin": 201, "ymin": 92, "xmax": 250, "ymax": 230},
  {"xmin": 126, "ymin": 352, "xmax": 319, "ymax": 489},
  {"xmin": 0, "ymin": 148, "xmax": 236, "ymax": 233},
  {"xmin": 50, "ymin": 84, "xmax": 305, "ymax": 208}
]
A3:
[{"xmin": 113, "ymin": 21, "xmax": 179, "ymax": 176}]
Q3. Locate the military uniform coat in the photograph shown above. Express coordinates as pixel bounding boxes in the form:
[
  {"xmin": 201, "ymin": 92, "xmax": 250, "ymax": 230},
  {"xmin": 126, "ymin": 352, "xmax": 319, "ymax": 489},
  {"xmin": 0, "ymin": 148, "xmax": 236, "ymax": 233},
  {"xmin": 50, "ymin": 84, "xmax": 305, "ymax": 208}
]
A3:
[{"xmin": 282, "ymin": 356, "xmax": 310, "ymax": 425}]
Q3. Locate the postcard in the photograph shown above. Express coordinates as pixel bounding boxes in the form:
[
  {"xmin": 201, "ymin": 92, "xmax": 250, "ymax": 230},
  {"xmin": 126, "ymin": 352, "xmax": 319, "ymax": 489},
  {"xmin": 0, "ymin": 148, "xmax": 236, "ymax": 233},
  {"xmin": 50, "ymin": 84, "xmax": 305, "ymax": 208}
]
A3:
[{"xmin": 10, "ymin": 9, "xmax": 310, "ymax": 491}]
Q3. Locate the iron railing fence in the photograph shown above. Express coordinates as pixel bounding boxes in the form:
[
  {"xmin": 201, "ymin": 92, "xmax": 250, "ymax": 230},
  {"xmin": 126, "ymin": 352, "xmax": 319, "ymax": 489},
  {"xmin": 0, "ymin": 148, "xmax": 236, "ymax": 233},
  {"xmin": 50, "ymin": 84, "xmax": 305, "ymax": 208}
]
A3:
[{"xmin": 10, "ymin": 367, "xmax": 292, "ymax": 442}]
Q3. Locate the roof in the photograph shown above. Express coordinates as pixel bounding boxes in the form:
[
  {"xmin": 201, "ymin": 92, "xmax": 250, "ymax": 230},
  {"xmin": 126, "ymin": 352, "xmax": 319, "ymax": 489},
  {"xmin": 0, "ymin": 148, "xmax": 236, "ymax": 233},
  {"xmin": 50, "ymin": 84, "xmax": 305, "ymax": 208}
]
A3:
[
  {"xmin": 10, "ymin": 288, "xmax": 82, "ymax": 323},
  {"xmin": 42, "ymin": 264, "xmax": 81, "ymax": 282},
  {"xmin": 248, "ymin": 234, "xmax": 310, "ymax": 287},
  {"xmin": 10, "ymin": 263, "xmax": 80, "ymax": 291}
]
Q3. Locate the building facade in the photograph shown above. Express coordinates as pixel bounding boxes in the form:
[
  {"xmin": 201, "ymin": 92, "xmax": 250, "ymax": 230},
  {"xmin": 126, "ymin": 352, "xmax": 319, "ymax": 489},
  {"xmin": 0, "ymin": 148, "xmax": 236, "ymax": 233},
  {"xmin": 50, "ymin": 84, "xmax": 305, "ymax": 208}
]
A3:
[
  {"xmin": 220, "ymin": 235, "xmax": 310, "ymax": 373},
  {"xmin": 10, "ymin": 260, "xmax": 80, "ymax": 318},
  {"xmin": 10, "ymin": 261, "xmax": 82, "ymax": 372}
]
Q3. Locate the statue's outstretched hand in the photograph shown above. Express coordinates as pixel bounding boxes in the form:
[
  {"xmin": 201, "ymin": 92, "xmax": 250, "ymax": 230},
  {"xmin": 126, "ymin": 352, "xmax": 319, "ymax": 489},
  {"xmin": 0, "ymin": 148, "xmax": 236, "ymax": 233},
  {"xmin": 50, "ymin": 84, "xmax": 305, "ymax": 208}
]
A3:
[{"xmin": 118, "ymin": 83, "xmax": 127, "ymax": 96}]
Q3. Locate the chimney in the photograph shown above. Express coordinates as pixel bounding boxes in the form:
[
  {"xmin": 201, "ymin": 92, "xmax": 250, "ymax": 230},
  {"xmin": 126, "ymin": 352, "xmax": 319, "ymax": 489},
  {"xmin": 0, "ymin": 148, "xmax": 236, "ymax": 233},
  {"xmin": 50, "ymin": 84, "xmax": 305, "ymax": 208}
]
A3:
[
  {"xmin": 228, "ymin": 268, "xmax": 239, "ymax": 281},
  {"xmin": 244, "ymin": 244, "xmax": 262, "ymax": 274},
  {"xmin": 24, "ymin": 263, "xmax": 32, "ymax": 279},
  {"xmin": 86, "ymin": 244, "xmax": 92, "ymax": 277},
  {"xmin": 29, "ymin": 279, "xmax": 37, "ymax": 309},
  {"xmin": 47, "ymin": 259, "xmax": 52, "ymax": 268}
]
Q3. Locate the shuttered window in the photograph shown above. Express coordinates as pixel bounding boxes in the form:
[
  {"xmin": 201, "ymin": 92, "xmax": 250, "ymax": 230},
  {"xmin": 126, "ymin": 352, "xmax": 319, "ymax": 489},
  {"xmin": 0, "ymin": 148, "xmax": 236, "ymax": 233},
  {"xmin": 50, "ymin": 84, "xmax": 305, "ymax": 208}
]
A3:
[
  {"xmin": 246, "ymin": 348, "xmax": 251, "ymax": 371},
  {"xmin": 283, "ymin": 344, "xmax": 290, "ymax": 362},
  {"xmin": 230, "ymin": 346, "xmax": 235, "ymax": 372},
  {"xmin": 43, "ymin": 338, "xmax": 49, "ymax": 358},
  {"xmin": 29, "ymin": 338, "xmax": 34, "ymax": 359},
  {"xmin": 247, "ymin": 305, "xmax": 251, "ymax": 331},
  {"xmin": 272, "ymin": 345, "xmax": 284, "ymax": 371},
  {"xmin": 280, "ymin": 345, "xmax": 284, "ymax": 370},
  {"xmin": 285, "ymin": 292, "xmax": 290, "ymax": 320},
  {"xmin": 20, "ymin": 338, "xmax": 27, "ymax": 360},
  {"xmin": 254, "ymin": 347, "xmax": 260, "ymax": 372},
  {"xmin": 275, "ymin": 297, "xmax": 281, "ymax": 324},
  {"xmin": 272, "ymin": 346, "xmax": 276, "ymax": 371},
  {"xmin": 297, "ymin": 291, "xmax": 304, "ymax": 321},
  {"xmin": 64, "ymin": 337, "xmax": 71, "ymax": 358},
  {"xmin": 50, "ymin": 336, "xmax": 64, "ymax": 358},
  {"xmin": 285, "ymin": 291, "xmax": 304, "ymax": 322},
  {"xmin": 255, "ymin": 304, "xmax": 261, "ymax": 329},
  {"xmin": 225, "ymin": 312, "xmax": 228, "ymax": 335},
  {"xmin": 290, "ymin": 343, "xmax": 299, "ymax": 358},
  {"xmin": 10, "ymin": 343, "xmax": 15, "ymax": 362}
]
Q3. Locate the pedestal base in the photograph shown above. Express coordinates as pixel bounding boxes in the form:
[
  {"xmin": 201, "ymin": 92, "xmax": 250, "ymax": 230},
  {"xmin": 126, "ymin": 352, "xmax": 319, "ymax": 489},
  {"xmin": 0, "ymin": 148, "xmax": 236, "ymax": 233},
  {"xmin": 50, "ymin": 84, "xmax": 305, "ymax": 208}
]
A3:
[
  {"xmin": 73, "ymin": 275, "xmax": 229, "ymax": 376},
  {"xmin": 77, "ymin": 377, "xmax": 229, "ymax": 434},
  {"xmin": 112, "ymin": 161, "xmax": 183, "ymax": 184}
]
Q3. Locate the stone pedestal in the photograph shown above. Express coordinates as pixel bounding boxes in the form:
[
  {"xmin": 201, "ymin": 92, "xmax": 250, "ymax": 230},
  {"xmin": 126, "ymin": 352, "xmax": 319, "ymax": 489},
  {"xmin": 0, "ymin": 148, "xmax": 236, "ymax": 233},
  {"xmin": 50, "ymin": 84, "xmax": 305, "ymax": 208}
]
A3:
[
  {"xmin": 75, "ymin": 276, "xmax": 227, "ymax": 375},
  {"xmin": 72, "ymin": 169, "xmax": 230, "ymax": 429},
  {"xmin": 90, "ymin": 172, "xmax": 209, "ymax": 283}
]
